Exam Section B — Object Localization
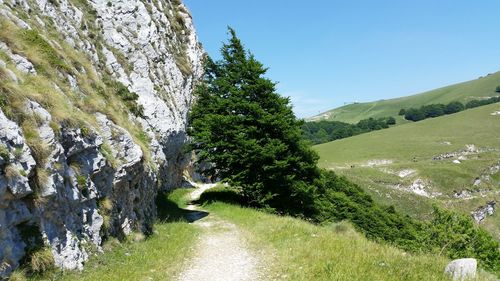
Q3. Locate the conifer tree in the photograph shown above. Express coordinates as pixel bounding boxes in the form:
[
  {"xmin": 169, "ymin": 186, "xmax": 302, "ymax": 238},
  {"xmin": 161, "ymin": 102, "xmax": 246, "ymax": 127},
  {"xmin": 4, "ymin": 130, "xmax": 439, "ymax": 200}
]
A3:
[{"xmin": 189, "ymin": 28, "xmax": 319, "ymax": 215}]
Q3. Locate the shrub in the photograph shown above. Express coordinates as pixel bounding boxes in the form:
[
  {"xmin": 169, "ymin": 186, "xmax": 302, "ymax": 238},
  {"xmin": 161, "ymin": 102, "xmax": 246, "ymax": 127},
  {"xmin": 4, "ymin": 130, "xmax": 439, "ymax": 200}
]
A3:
[
  {"xmin": 0, "ymin": 144, "xmax": 10, "ymax": 162},
  {"xmin": 386, "ymin": 116, "xmax": 396, "ymax": 125},
  {"xmin": 404, "ymin": 108, "xmax": 425, "ymax": 121},
  {"xmin": 302, "ymin": 117, "xmax": 393, "ymax": 145},
  {"xmin": 398, "ymin": 108, "xmax": 406, "ymax": 115},
  {"xmin": 496, "ymin": 85, "xmax": 500, "ymax": 93},
  {"xmin": 444, "ymin": 101, "xmax": 465, "ymax": 114}
]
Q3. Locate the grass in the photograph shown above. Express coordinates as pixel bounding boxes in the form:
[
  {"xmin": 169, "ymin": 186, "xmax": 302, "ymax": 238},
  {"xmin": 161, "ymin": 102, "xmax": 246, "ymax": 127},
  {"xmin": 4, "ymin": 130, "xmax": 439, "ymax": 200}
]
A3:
[
  {"xmin": 314, "ymin": 103, "xmax": 500, "ymax": 238},
  {"xmin": 19, "ymin": 186, "xmax": 497, "ymax": 280},
  {"xmin": 310, "ymin": 71, "xmax": 500, "ymax": 123},
  {"xmin": 197, "ymin": 188, "xmax": 497, "ymax": 281}
]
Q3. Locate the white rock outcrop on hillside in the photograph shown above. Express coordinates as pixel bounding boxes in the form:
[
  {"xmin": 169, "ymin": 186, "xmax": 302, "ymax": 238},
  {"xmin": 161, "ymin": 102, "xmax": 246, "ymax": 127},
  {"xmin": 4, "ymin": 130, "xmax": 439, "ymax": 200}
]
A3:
[{"xmin": 0, "ymin": 0, "xmax": 203, "ymax": 278}]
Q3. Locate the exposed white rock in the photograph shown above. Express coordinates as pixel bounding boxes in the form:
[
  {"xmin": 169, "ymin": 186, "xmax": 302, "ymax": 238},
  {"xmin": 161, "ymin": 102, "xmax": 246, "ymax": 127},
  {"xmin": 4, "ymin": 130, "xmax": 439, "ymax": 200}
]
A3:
[
  {"xmin": 408, "ymin": 179, "xmax": 431, "ymax": 197},
  {"xmin": 362, "ymin": 159, "xmax": 393, "ymax": 167},
  {"xmin": 10, "ymin": 53, "xmax": 37, "ymax": 75},
  {"xmin": 471, "ymin": 201, "xmax": 496, "ymax": 223},
  {"xmin": 397, "ymin": 169, "xmax": 415, "ymax": 178},
  {"xmin": 0, "ymin": 108, "xmax": 36, "ymax": 278},
  {"xmin": 389, "ymin": 178, "xmax": 441, "ymax": 198},
  {"xmin": 444, "ymin": 258, "xmax": 477, "ymax": 281}
]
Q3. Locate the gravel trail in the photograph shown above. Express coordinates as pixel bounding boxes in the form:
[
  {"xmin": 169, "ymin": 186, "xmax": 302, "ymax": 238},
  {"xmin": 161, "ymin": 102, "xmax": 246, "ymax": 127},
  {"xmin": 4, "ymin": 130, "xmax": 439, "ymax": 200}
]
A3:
[{"xmin": 177, "ymin": 183, "xmax": 263, "ymax": 281}]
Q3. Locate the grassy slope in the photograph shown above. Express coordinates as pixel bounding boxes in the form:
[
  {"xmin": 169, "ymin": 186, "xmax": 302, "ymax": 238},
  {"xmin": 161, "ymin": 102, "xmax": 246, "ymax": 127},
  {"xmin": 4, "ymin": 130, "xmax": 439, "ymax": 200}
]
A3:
[
  {"xmin": 25, "ymin": 188, "xmax": 497, "ymax": 280},
  {"xmin": 204, "ymin": 200, "xmax": 496, "ymax": 281},
  {"xmin": 314, "ymin": 103, "xmax": 500, "ymax": 238},
  {"xmin": 309, "ymin": 72, "xmax": 500, "ymax": 123}
]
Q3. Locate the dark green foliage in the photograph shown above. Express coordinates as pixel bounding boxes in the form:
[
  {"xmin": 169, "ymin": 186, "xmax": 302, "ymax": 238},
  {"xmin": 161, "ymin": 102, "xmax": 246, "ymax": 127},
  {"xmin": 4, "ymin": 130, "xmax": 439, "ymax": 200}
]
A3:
[
  {"xmin": 465, "ymin": 96, "xmax": 500, "ymax": 109},
  {"xmin": 312, "ymin": 171, "xmax": 423, "ymax": 251},
  {"xmin": 426, "ymin": 207, "xmax": 500, "ymax": 273},
  {"xmin": 421, "ymin": 104, "xmax": 445, "ymax": 117},
  {"xmin": 404, "ymin": 108, "xmax": 426, "ymax": 121},
  {"xmin": 444, "ymin": 101, "xmax": 465, "ymax": 114},
  {"xmin": 188, "ymin": 28, "xmax": 319, "ymax": 215},
  {"xmin": 386, "ymin": 116, "xmax": 396, "ymax": 125},
  {"xmin": 398, "ymin": 108, "xmax": 406, "ymax": 115},
  {"xmin": 0, "ymin": 144, "xmax": 10, "ymax": 162},
  {"xmin": 403, "ymin": 96, "xmax": 500, "ymax": 122},
  {"xmin": 496, "ymin": 85, "xmax": 500, "ymax": 93},
  {"xmin": 302, "ymin": 117, "xmax": 394, "ymax": 145}
]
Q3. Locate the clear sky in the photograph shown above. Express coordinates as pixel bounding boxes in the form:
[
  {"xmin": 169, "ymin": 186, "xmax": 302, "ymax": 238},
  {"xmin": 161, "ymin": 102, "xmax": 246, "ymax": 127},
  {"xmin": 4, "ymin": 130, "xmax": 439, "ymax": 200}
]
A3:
[{"xmin": 183, "ymin": 0, "xmax": 500, "ymax": 118}]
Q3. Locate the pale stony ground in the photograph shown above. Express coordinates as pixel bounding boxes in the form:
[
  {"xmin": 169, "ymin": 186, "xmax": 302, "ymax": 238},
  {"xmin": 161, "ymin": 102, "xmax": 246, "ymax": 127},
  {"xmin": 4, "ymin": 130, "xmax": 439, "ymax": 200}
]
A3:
[{"xmin": 177, "ymin": 183, "xmax": 265, "ymax": 281}]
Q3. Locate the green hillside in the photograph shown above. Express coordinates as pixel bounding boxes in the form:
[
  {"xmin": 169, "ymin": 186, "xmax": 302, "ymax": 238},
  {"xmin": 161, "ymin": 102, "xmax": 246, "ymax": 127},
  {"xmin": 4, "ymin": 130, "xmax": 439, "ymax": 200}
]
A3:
[
  {"xmin": 309, "ymin": 72, "xmax": 500, "ymax": 123},
  {"xmin": 314, "ymin": 103, "xmax": 500, "ymax": 238}
]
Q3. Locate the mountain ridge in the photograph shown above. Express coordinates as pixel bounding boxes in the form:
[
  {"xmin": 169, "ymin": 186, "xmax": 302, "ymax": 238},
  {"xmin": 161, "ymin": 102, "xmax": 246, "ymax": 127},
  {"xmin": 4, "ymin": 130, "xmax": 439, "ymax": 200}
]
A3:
[{"xmin": 308, "ymin": 71, "xmax": 500, "ymax": 123}]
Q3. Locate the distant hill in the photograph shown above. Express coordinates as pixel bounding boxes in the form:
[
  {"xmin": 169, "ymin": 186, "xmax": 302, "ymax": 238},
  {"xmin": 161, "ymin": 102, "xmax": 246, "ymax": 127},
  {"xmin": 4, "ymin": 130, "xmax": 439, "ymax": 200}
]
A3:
[
  {"xmin": 309, "ymin": 71, "xmax": 500, "ymax": 123},
  {"xmin": 314, "ymin": 103, "xmax": 500, "ymax": 239}
]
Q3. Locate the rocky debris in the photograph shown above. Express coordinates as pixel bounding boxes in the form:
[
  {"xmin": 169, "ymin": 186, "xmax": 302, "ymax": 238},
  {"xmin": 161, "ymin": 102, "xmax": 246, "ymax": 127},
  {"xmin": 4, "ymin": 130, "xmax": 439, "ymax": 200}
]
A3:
[
  {"xmin": 397, "ymin": 169, "xmax": 415, "ymax": 178},
  {"xmin": 408, "ymin": 179, "xmax": 432, "ymax": 197},
  {"xmin": 452, "ymin": 159, "xmax": 461, "ymax": 164},
  {"xmin": 477, "ymin": 163, "xmax": 500, "ymax": 184},
  {"xmin": 388, "ymin": 178, "xmax": 441, "ymax": 198},
  {"xmin": 490, "ymin": 111, "xmax": 500, "ymax": 116},
  {"xmin": 362, "ymin": 159, "xmax": 393, "ymax": 167},
  {"xmin": 471, "ymin": 201, "xmax": 496, "ymax": 223},
  {"xmin": 432, "ymin": 144, "xmax": 493, "ymax": 161},
  {"xmin": 444, "ymin": 258, "xmax": 477, "ymax": 281},
  {"xmin": 453, "ymin": 190, "xmax": 474, "ymax": 200}
]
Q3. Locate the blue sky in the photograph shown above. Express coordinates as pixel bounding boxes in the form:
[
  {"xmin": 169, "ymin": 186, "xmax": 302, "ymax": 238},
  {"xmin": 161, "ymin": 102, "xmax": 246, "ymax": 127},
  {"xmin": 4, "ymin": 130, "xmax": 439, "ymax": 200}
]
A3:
[{"xmin": 184, "ymin": 0, "xmax": 500, "ymax": 118}]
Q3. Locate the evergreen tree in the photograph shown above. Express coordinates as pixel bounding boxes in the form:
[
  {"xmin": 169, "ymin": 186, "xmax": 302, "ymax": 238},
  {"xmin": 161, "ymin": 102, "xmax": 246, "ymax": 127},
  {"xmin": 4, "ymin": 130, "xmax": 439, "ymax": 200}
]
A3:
[{"xmin": 188, "ymin": 28, "xmax": 319, "ymax": 215}]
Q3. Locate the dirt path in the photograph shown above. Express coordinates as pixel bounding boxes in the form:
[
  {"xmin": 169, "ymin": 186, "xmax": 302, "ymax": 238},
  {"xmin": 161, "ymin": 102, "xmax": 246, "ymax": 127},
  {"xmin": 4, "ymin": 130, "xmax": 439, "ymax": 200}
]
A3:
[{"xmin": 177, "ymin": 183, "xmax": 263, "ymax": 281}]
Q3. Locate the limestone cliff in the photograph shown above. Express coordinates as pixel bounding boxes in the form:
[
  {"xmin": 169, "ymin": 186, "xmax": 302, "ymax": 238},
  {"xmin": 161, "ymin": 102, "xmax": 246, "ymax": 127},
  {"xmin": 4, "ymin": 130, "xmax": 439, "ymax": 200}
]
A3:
[{"xmin": 0, "ymin": 0, "xmax": 204, "ymax": 277}]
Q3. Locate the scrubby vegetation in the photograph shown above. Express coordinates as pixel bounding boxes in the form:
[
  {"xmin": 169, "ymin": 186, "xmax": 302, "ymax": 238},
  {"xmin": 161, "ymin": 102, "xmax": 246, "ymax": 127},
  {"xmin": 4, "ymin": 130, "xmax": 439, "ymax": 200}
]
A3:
[
  {"xmin": 302, "ymin": 117, "xmax": 395, "ymax": 145},
  {"xmin": 189, "ymin": 28, "xmax": 500, "ymax": 275},
  {"xmin": 402, "ymin": 96, "xmax": 500, "ymax": 122}
]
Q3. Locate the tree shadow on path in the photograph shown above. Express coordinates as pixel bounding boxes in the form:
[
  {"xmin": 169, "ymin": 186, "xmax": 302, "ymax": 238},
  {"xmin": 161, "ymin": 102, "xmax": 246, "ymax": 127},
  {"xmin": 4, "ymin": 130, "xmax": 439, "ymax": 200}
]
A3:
[{"xmin": 156, "ymin": 192, "xmax": 209, "ymax": 223}]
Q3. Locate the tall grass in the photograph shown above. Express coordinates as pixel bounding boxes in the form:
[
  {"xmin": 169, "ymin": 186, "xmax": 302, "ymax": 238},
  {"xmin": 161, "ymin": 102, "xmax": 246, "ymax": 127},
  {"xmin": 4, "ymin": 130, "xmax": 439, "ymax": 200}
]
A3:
[{"xmin": 204, "ymin": 201, "xmax": 497, "ymax": 281}]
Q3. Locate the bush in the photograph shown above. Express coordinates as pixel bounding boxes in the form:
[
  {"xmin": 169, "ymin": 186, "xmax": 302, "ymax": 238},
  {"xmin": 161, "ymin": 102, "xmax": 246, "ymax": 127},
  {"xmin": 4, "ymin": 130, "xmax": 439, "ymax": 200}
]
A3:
[
  {"xmin": 444, "ymin": 101, "xmax": 465, "ymax": 114},
  {"xmin": 302, "ymin": 116, "xmax": 393, "ymax": 145},
  {"xmin": 404, "ymin": 108, "xmax": 425, "ymax": 121},
  {"xmin": 386, "ymin": 116, "xmax": 396, "ymax": 125},
  {"xmin": 398, "ymin": 108, "xmax": 406, "ymax": 115},
  {"xmin": 496, "ymin": 85, "xmax": 500, "ymax": 93},
  {"xmin": 0, "ymin": 144, "xmax": 10, "ymax": 162},
  {"xmin": 421, "ymin": 104, "xmax": 445, "ymax": 118}
]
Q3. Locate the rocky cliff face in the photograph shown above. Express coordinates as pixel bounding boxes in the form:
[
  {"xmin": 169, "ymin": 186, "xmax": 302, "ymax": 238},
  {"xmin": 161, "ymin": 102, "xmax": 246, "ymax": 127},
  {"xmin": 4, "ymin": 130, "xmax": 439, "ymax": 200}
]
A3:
[{"xmin": 0, "ymin": 0, "xmax": 203, "ymax": 277}]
